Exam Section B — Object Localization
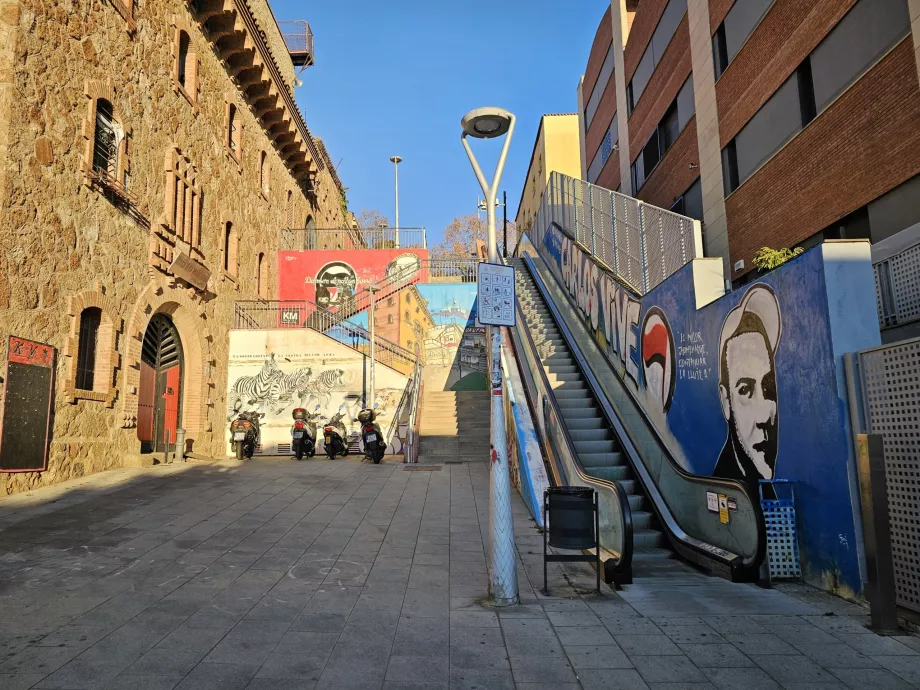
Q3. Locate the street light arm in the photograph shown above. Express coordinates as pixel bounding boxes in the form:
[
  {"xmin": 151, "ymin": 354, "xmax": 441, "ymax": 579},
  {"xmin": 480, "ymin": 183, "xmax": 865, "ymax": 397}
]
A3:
[
  {"xmin": 461, "ymin": 133, "xmax": 491, "ymax": 201},
  {"xmin": 488, "ymin": 114, "xmax": 516, "ymax": 207}
]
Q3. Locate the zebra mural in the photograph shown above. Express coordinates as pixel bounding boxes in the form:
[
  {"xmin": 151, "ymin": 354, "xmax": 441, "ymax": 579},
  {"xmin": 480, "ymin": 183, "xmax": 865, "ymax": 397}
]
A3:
[
  {"xmin": 227, "ymin": 354, "xmax": 283, "ymax": 419},
  {"xmin": 266, "ymin": 366, "xmax": 313, "ymax": 414},
  {"xmin": 301, "ymin": 368, "xmax": 346, "ymax": 411}
]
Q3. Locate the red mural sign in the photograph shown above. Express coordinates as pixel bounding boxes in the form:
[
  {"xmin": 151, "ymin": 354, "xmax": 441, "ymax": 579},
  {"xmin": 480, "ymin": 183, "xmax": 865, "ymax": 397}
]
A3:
[
  {"xmin": 0, "ymin": 336, "xmax": 56, "ymax": 472},
  {"xmin": 278, "ymin": 249, "xmax": 430, "ymax": 307}
]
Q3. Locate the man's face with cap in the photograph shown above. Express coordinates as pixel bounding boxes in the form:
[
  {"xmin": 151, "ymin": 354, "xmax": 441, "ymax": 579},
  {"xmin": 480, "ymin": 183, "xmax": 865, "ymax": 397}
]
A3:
[{"xmin": 719, "ymin": 330, "xmax": 777, "ymax": 479}]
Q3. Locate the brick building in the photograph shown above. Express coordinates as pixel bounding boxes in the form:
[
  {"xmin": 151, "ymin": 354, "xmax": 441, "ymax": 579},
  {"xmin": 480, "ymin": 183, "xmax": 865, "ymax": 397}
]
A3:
[
  {"xmin": 579, "ymin": 0, "xmax": 920, "ymax": 285},
  {"xmin": 0, "ymin": 0, "xmax": 347, "ymax": 493},
  {"xmin": 374, "ymin": 285, "xmax": 436, "ymax": 369}
]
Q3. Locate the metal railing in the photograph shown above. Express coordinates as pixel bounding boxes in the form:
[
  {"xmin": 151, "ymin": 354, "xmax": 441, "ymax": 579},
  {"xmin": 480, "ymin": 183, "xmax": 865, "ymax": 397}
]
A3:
[
  {"xmin": 279, "ymin": 227, "xmax": 428, "ymax": 251},
  {"xmin": 278, "ymin": 20, "xmax": 314, "ymax": 66},
  {"xmin": 873, "ymin": 225, "xmax": 920, "ymax": 329},
  {"xmin": 529, "ymin": 171, "xmax": 703, "ymax": 294},
  {"xmin": 233, "ymin": 299, "xmax": 417, "ymax": 371},
  {"xmin": 427, "ymin": 258, "xmax": 482, "ymax": 282}
]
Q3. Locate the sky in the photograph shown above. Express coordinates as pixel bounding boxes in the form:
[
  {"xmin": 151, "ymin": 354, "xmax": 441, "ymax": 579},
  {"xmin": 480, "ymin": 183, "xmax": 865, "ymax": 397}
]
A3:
[{"xmin": 270, "ymin": 0, "xmax": 609, "ymax": 247}]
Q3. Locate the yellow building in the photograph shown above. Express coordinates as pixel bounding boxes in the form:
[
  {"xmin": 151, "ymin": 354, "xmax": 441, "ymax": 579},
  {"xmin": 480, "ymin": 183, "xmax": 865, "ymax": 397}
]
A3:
[
  {"xmin": 373, "ymin": 285, "xmax": 435, "ymax": 374},
  {"xmin": 514, "ymin": 114, "xmax": 582, "ymax": 238}
]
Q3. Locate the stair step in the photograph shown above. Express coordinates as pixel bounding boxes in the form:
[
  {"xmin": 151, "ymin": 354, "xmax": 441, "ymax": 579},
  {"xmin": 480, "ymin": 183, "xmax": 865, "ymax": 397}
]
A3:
[
  {"xmin": 553, "ymin": 387, "xmax": 591, "ymax": 399},
  {"xmin": 578, "ymin": 451, "xmax": 623, "ymax": 467},
  {"xmin": 586, "ymin": 465, "xmax": 629, "ymax": 483},
  {"xmin": 568, "ymin": 429, "xmax": 609, "ymax": 443},
  {"xmin": 634, "ymin": 529, "xmax": 665, "ymax": 550},
  {"xmin": 557, "ymin": 405, "xmax": 598, "ymax": 418},
  {"xmin": 573, "ymin": 440, "xmax": 617, "ymax": 454},
  {"xmin": 565, "ymin": 417, "xmax": 604, "ymax": 430},
  {"xmin": 633, "ymin": 547, "xmax": 673, "ymax": 560}
]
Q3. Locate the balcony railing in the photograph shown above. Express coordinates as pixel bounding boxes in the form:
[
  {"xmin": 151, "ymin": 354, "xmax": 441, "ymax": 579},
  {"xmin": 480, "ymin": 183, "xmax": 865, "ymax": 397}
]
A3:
[
  {"xmin": 279, "ymin": 227, "xmax": 427, "ymax": 251},
  {"xmin": 531, "ymin": 172, "xmax": 703, "ymax": 294},
  {"xmin": 279, "ymin": 20, "xmax": 314, "ymax": 67}
]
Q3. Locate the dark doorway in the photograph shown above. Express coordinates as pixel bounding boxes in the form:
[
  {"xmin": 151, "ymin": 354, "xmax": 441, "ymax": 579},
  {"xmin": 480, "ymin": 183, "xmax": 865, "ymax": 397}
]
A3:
[{"xmin": 137, "ymin": 314, "xmax": 184, "ymax": 453}]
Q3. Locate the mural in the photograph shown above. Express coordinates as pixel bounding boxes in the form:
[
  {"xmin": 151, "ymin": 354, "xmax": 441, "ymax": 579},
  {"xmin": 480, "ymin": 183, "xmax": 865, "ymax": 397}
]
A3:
[
  {"xmin": 416, "ymin": 284, "xmax": 487, "ymax": 391},
  {"xmin": 536, "ymin": 223, "xmax": 880, "ymax": 594},
  {"xmin": 226, "ymin": 329, "xmax": 409, "ymax": 456},
  {"xmin": 278, "ymin": 248, "xmax": 430, "ymax": 305}
]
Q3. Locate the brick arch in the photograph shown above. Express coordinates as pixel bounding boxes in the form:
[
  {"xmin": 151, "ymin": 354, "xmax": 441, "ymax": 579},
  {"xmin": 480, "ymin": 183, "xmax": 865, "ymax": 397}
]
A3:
[
  {"xmin": 82, "ymin": 79, "xmax": 131, "ymax": 187},
  {"xmin": 62, "ymin": 282, "xmax": 123, "ymax": 407},
  {"xmin": 120, "ymin": 280, "xmax": 212, "ymax": 438}
]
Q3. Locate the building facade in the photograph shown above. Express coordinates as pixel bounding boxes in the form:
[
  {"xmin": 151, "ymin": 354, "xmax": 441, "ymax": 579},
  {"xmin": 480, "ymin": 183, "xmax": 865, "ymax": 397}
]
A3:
[
  {"xmin": 374, "ymin": 285, "xmax": 436, "ymax": 369},
  {"xmin": 579, "ymin": 0, "xmax": 920, "ymax": 285},
  {"xmin": 514, "ymin": 114, "xmax": 582, "ymax": 238},
  {"xmin": 0, "ymin": 0, "xmax": 346, "ymax": 493}
]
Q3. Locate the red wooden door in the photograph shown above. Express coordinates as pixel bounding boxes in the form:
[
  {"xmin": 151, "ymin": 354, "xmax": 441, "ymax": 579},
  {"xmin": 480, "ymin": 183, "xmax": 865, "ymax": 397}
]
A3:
[{"xmin": 161, "ymin": 366, "xmax": 180, "ymax": 446}]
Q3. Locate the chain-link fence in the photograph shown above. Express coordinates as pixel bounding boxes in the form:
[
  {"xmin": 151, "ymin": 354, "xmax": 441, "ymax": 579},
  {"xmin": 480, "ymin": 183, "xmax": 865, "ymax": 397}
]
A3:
[{"xmin": 531, "ymin": 172, "xmax": 702, "ymax": 294}]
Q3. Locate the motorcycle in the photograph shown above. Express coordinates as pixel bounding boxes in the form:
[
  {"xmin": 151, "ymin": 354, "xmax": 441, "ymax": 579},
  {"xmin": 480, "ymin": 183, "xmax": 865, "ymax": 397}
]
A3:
[
  {"xmin": 291, "ymin": 405, "xmax": 320, "ymax": 460},
  {"xmin": 230, "ymin": 410, "xmax": 262, "ymax": 460},
  {"xmin": 323, "ymin": 406, "xmax": 349, "ymax": 459},
  {"xmin": 357, "ymin": 404, "xmax": 385, "ymax": 464}
]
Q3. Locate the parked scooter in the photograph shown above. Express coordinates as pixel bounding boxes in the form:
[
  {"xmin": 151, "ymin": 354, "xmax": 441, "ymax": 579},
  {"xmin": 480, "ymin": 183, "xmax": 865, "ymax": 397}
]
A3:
[
  {"xmin": 357, "ymin": 404, "xmax": 385, "ymax": 464},
  {"xmin": 291, "ymin": 405, "xmax": 320, "ymax": 460},
  {"xmin": 323, "ymin": 405, "xmax": 349, "ymax": 459},
  {"xmin": 230, "ymin": 410, "xmax": 262, "ymax": 460}
]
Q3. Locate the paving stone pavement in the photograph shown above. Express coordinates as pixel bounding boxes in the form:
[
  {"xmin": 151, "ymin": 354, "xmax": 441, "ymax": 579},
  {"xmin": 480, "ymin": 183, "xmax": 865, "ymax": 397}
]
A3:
[{"xmin": 0, "ymin": 457, "xmax": 918, "ymax": 689}]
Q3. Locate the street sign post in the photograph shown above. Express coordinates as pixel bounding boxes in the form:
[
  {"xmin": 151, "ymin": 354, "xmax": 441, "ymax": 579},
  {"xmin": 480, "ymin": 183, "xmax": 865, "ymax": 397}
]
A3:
[{"xmin": 478, "ymin": 263, "xmax": 515, "ymax": 327}]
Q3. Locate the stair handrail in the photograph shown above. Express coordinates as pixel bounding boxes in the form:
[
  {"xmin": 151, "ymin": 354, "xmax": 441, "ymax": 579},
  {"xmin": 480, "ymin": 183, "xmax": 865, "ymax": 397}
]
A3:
[
  {"xmin": 509, "ymin": 281, "xmax": 634, "ymax": 580},
  {"xmin": 522, "ymin": 253, "xmax": 766, "ymax": 581}
]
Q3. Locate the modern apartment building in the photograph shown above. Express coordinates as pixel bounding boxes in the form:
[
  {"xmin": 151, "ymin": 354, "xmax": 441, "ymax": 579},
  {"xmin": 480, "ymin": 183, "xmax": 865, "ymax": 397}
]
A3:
[
  {"xmin": 578, "ymin": 0, "xmax": 920, "ymax": 286},
  {"xmin": 514, "ymin": 114, "xmax": 582, "ymax": 238}
]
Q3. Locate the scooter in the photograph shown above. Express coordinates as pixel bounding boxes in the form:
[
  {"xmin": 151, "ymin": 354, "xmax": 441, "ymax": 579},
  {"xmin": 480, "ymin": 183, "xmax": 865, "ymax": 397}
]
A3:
[
  {"xmin": 230, "ymin": 410, "xmax": 262, "ymax": 460},
  {"xmin": 291, "ymin": 405, "xmax": 320, "ymax": 460},
  {"xmin": 357, "ymin": 404, "xmax": 385, "ymax": 464},
  {"xmin": 323, "ymin": 406, "xmax": 349, "ymax": 459}
]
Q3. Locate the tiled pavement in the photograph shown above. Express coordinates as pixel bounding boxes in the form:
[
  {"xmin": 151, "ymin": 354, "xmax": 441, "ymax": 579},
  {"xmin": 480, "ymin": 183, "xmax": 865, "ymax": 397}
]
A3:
[{"xmin": 0, "ymin": 458, "xmax": 918, "ymax": 689}]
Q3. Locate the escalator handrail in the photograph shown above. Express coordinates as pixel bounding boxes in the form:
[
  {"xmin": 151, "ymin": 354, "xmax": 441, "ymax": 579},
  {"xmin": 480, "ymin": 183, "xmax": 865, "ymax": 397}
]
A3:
[
  {"xmin": 522, "ymin": 254, "xmax": 766, "ymax": 576},
  {"xmin": 511, "ymin": 282, "xmax": 634, "ymax": 574}
]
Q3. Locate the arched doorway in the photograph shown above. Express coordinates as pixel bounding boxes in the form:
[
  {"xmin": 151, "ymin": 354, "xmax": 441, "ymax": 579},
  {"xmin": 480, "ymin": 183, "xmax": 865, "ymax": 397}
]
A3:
[{"xmin": 137, "ymin": 314, "xmax": 184, "ymax": 453}]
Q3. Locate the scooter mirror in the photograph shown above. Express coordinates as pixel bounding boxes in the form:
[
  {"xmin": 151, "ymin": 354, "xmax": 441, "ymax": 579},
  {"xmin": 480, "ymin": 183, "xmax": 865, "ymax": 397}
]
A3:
[{"xmin": 314, "ymin": 405, "xmax": 321, "ymax": 410}]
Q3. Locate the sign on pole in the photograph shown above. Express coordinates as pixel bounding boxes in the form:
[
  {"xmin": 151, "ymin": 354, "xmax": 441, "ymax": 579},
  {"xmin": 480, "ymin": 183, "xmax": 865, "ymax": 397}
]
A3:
[{"xmin": 478, "ymin": 263, "xmax": 516, "ymax": 327}]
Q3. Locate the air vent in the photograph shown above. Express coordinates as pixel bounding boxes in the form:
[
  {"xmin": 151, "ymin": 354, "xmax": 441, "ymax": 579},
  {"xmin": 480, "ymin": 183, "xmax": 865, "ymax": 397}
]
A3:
[
  {"xmin": 278, "ymin": 443, "xmax": 291, "ymax": 454},
  {"xmin": 733, "ymin": 259, "xmax": 745, "ymax": 272}
]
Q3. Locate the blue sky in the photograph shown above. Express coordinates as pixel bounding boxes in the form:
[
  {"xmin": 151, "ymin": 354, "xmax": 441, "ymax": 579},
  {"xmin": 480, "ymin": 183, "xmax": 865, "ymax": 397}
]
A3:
[{"xmin": 271, "ymin": 1, "xmax": 608, "ymax": 246}]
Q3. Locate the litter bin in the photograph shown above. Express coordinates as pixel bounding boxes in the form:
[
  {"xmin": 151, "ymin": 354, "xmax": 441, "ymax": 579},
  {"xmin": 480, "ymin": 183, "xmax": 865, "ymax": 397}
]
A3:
[{"xmin": 543, "ymin": 487, "xmax": 600, "ymax": 594}]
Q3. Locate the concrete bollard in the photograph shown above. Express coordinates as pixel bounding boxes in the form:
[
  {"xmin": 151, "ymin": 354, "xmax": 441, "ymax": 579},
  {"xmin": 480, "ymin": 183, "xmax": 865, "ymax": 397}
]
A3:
[{"xmin": 174, "ymin": 428, "xmax": 186, "ymax": 463}]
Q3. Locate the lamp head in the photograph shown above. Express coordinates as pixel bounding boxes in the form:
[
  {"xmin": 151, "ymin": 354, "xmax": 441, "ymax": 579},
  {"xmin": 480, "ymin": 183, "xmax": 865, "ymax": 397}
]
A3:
[
  {"xmin": 461, "ymin": 107, "xmax": 513, "ymax": 139},
  {"xmin": 389, "ymin": 155, "xmax": 403, "ymax": 164}
]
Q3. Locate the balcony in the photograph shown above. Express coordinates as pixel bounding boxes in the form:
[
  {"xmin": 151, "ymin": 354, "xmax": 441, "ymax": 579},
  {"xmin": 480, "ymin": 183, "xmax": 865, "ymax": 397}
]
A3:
[{"xmin": 279, "ymin": 20, "xmax": 314, "ymax": 67}]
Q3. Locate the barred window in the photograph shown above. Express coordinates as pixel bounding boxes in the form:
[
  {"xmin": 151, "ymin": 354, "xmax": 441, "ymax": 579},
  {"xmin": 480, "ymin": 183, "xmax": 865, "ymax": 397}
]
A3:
[
  {"xmin": 163, "ymin": 148, "xmax": 202, "ymax": 250},
  {"xmin": 228, "ymin": 104, "xmax": 240, "ymax": 152},
  {"xmin": 76, "ymin": 307, "xmax": 102, "ymax": 391},
  {"xmin": 93, "ymin": 99, "xmax": 117, "ymax": 176}
]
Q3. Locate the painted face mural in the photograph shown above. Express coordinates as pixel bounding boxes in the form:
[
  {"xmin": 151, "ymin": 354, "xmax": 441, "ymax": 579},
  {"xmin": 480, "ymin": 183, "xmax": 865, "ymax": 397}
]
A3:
[
  {"xmin": 641, "ymin": 308, "xmax": 675, "ymax": 413},
  {"xmin": 714, "ymin": 285, "xmax": 781, "ymax": 484},
  {"xmin": 314, "ymin": 262, "xmax": 357, "ymax": 310}
]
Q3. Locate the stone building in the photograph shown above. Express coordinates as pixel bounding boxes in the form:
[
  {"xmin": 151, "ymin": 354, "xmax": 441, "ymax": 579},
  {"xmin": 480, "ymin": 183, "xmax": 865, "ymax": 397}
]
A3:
[{"xmin": 0, "ymin": 0, "xmax": 347, "ymax": 493}]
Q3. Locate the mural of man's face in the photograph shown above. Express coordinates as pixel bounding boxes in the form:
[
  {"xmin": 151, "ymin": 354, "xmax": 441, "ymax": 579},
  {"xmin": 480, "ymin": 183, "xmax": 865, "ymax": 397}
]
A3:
[{"xmin": 719, "ymin": 331, "xmax": 777, "ymax": 479}]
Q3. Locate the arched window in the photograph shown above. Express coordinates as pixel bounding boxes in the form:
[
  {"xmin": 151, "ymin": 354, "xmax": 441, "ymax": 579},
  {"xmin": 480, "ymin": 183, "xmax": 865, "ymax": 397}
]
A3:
[
  {"xmin": 257, "ymin": 252, "xmax": 265, "ymax": 298},
  {"xmin": 387, "ymin": 314, "xmax": 393, "ymax": 325},
  {"xmin": 76, "ymin": 307, "xmax": 102, "ymax": 391},
  {"xmin": 259, "ymin": 151, "xmax": 269, "ymax": 197},
  {"xmin": 177, "ymin": 32, "xmax": 190, "ymax": 87},
  {"xmin": 93, "ymin": 99, "xmax": 117, "ymax": 175},
  {"xmin": 223, "ymin": 221, "xmax": 238, "ymax": 278},
  {"xmin": 303, "ymin": 214, "xmax": 315, "ymax": 250},
  {"xmin": 228, "ymin": 104, "xmax": 239, "ymax": 152},
  {"xmin": 286, "ymin": 190, "xmax": 293, "ymax": 227}
]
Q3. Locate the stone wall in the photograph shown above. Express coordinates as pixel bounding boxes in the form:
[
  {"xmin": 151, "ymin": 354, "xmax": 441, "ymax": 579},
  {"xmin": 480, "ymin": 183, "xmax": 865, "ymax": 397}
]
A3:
[{"xmin": 0, "ymin": 0, "xmax": 345, "ymax": 494}]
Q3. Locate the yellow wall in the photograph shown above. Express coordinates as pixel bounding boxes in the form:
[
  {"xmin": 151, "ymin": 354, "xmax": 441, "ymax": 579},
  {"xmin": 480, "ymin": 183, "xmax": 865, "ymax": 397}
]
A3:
[{"xmin": 515, "ymin": 114, "xmax": 582, "ymax": 237}]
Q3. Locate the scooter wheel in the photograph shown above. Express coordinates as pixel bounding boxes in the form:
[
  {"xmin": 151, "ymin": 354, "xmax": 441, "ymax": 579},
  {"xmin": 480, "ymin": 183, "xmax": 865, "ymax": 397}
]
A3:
[
  {"xmin": 308, "ymin": 448, "xmax": 315, "ymax": 458},
  {"xmin": 235, "ymin": 443, "xmax": 244, "ymax": 461},
  {"xmin": 342, "ymin": 447, "xmax": 349, "ymax": 457},
  {"xmin": 295, "ymin": 449, "xmax": 303, "ymax": 460}
]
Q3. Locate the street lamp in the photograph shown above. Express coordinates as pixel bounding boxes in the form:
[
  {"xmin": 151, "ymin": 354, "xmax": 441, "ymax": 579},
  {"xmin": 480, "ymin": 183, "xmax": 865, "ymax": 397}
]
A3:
[
  {"xmin": 478, "ymin": 194, "xmax": 508, "ymax": 258},
  {"xmin": 460, "ymin": 106, "xmax": 518, "ymax": 606},
  {"xmin": 389, "ymin": 155, "xmax": 402, "ymax": 248}
]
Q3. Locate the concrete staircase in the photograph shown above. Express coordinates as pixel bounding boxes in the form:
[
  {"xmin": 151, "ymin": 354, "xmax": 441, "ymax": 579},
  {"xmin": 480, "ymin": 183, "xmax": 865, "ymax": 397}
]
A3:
[{"xmin": 418, "ymin": 390, "xmax": 490, "ymax": 462}]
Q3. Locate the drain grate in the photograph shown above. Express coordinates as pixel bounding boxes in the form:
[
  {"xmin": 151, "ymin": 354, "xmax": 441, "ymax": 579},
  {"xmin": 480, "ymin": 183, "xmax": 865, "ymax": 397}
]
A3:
[{"xmin": 403, "ymin": 466, "xmax": 442, "ymax": 471}]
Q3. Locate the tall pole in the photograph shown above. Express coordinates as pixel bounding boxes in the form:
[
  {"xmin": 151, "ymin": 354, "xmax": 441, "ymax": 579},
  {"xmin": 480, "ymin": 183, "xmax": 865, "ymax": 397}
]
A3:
[
  {"xmin": 461, "ymin": 112, "xmax": 518, "ymax": 607},
  {"xmin": 502, "ymin": 190, "xmax": 508, "ymax": 258},
  {"xmin": 368, "ymin": 286, "xmax": 377, "ymax": 407},
  {"xmin": 390, "ymin": 156, "xmax": 402, "ymax": 249}
]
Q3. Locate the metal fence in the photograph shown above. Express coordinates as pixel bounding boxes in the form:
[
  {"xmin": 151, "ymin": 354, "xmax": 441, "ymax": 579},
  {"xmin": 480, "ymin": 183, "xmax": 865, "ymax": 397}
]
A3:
[
  {"xmin": 874, "ymin": 232, "xmax": 920, "ymax": 330},
  {"xmin": 279, "ymin": 227, "xmax": 427, "ymax": 251},
  {"xmin": 530, "ymin": 171, "xmax": 702, "ymax": 294},
  {"xmin": 852, "ymin": 337, "xmax": 920, "ymax": 612},
  {"xmin": 233, "ymin": 300, "xmax": 417, "ymax": 372},
  {"xmin": 427, "ymin": 258, "xmax": 482, "ymax": 282},
  {"xmin": 278, "ymin": 20, "xmax": 314, "ymax": 66}
]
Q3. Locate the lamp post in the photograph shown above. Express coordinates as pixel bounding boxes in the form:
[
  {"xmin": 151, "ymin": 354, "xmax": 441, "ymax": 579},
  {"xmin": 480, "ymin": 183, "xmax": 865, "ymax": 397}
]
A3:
[
  {"xmin": 460, "ymin": 106, "xmax": 518, "ymax": 606},
  {"xmin": 368, "ymin": 285, "xmax": 378, "ymax": 408},
  {"xmin": 478, "ymin": 194, "xmax": 508, "ymax": 258},
  {"xmin": 389, "ymin": 155, "xmax": 402, "ymax": 248}
]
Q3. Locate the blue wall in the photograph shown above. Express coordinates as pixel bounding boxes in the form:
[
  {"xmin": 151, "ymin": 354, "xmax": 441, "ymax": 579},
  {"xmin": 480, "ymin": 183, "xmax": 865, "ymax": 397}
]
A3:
[{"xmin": 539, "ymin": 224, "xmax": 877, "ymax": 594}]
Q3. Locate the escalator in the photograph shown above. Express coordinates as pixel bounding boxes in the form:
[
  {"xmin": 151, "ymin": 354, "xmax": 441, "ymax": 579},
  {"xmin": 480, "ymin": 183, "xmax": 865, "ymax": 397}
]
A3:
[{"xmin": 508, "ymin": 249, "xmax": 766, "ymax": 583}]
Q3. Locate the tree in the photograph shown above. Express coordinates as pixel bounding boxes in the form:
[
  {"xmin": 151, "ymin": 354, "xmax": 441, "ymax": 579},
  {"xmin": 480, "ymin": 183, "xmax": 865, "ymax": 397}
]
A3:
[
  {"xmin": 355, "ymin": 208, "xmax": 390, "ymax": 228},
  {"xmin": 432, "ymin": 214, "xmax": 518, "ymax": 259},
  {"xmin": 752, "ymin": 246, "xmax": 804, "ymax": 272}
]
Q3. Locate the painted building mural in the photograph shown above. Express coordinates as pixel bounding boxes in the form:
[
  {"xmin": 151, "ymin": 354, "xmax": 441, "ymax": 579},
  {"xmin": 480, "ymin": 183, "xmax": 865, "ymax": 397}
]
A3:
[
  {"xmin": 534, "ymin": 224, "xmax": 880, "ymax": 595},
  {"xmin": 416, "ymin": 284, "xmax": 487, "ymax": 391},
  {"xmin": 278, "ymin": 249, "xmax": 430, "ymax": 307},
  {"xmin": 226, "ymin": 329, "xmax": 409, "ymax": 457}
]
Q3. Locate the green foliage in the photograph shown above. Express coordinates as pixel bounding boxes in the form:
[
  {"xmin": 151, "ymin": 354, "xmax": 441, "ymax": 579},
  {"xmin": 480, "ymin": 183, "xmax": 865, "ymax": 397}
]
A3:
[
  {"xmin": 339, "ymin": 188, "xmax": 349, "ymax": 222},
  {"xmin": 752, "ymin": 246, "xmax": 804, "ymax": 272}
]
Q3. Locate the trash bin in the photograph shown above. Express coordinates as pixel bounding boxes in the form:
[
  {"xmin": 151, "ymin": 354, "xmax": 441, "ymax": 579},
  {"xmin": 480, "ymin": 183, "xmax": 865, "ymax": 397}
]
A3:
[{"xmin": 543, "ymin": 486, "xmax": 600, "ymax": 594}]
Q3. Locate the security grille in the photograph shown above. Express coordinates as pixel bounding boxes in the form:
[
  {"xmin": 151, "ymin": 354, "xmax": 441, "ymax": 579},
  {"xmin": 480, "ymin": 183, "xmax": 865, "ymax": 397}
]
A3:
[
  {"xmin": 859, "ymin": 337, "xmax": 920, "ymax": 612},
  {"xmin": 874, "ymin": 239, "xmax": 920, "ymax": 329}
]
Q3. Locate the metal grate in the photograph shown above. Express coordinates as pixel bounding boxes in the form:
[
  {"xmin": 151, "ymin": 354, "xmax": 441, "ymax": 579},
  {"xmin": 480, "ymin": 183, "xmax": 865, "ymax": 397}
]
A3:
[
  {"xmin": 860, "ymin": 337, "xmax": 920, "ymax": 611},
  {"xmin": 760, "ymin": 481, "xmax": 802, "ymax": 580},
  {"xmin": 277, "ymin": 443, "xmax": 291, "ymax": 454}
]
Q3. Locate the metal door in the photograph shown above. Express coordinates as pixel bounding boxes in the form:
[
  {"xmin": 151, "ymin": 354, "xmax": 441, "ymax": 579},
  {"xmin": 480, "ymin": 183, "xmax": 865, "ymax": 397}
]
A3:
[{"xmin": 139, "ymin": 314, "xmax": 184, "ymax": 453}]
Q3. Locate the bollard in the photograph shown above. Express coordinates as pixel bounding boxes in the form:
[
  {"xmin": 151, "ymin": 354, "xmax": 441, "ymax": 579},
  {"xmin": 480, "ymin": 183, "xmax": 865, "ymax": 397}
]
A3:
[
  {"xmin": 856, "ymin": 434, "xmax": 898, "ymax": 632},
  {"xmin": 174, "ymin": 428, "xmax": 186, "ymax": 463}
]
